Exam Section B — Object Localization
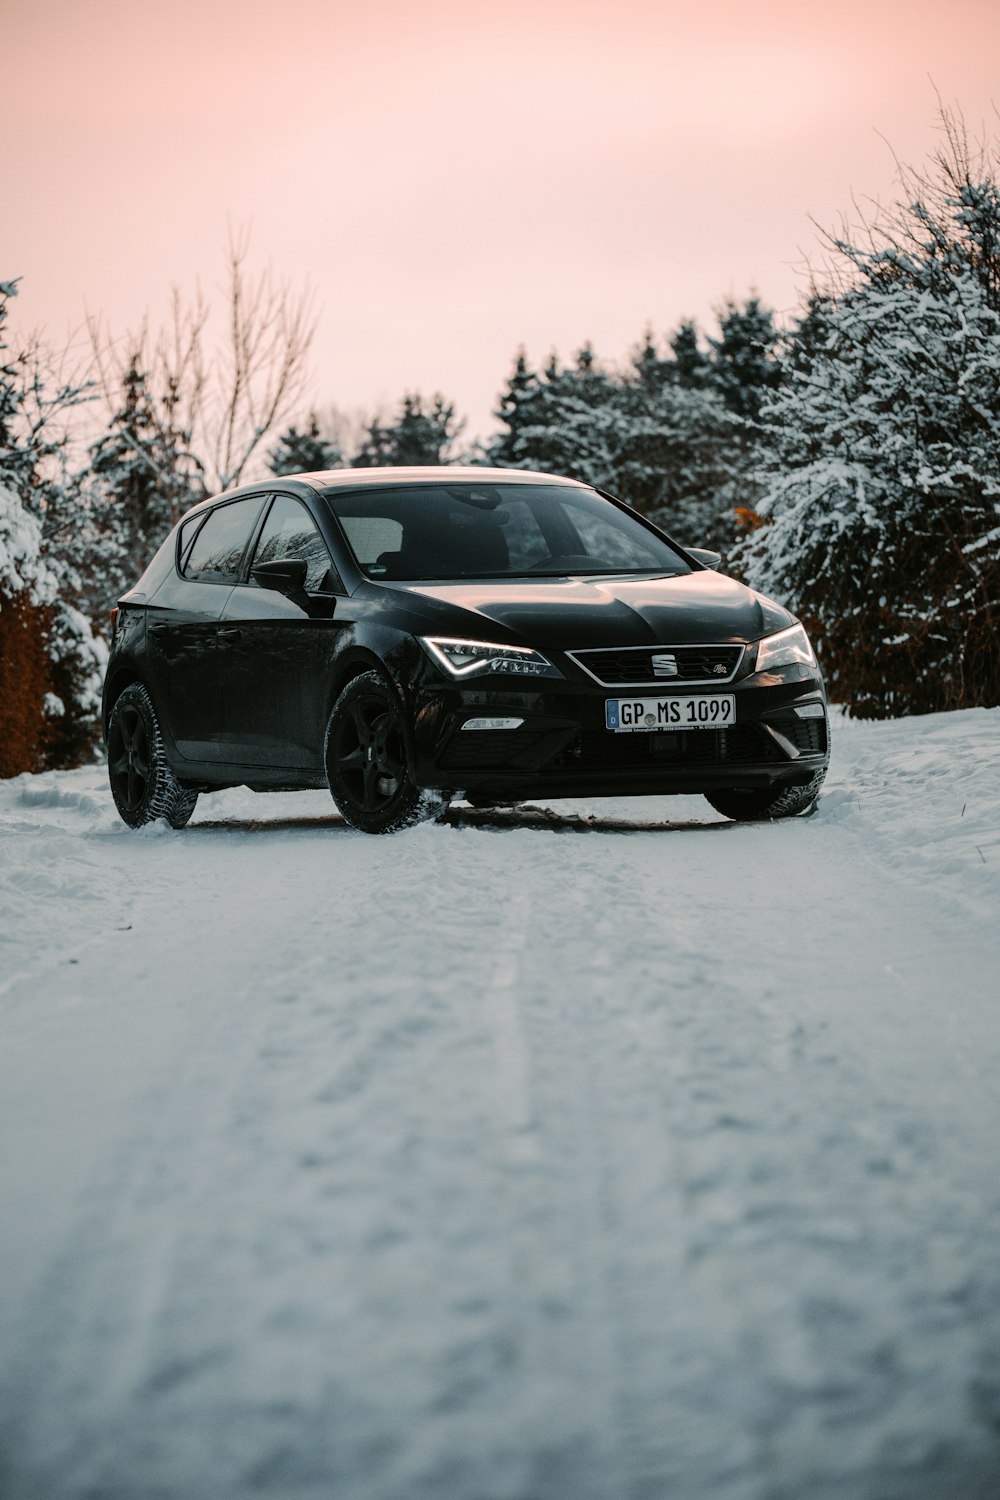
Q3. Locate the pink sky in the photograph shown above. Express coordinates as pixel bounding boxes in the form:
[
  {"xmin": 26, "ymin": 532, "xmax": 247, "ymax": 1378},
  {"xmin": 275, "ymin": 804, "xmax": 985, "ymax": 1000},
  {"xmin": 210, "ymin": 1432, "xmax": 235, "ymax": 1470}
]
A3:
[{"xmin": 6, "ymin": 0, "xmax": 1000, "ymax": 443}]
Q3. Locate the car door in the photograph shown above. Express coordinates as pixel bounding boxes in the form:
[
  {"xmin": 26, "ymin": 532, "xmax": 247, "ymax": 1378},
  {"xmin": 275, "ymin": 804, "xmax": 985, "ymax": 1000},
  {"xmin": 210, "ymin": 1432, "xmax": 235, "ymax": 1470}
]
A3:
[
  {"xmin": 219, "ymin": 492, "xmax": 345, "ymax": 769},
  {"xmin": 144, "ymin": 494, "xmax": 267, "ymax": 763}
]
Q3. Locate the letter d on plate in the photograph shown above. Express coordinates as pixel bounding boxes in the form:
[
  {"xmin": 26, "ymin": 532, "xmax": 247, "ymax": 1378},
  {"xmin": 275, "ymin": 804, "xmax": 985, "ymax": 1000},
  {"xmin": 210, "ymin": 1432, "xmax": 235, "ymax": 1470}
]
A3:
[{"xmin": 605, "ymin": 700, "xmax": 620, "ymax": 729}]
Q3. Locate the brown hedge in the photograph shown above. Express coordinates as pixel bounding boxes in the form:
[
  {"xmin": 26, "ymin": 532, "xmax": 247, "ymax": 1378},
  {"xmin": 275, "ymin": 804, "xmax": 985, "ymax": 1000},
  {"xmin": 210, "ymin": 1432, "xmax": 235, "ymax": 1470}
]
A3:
[{"xmin": 0, "ymin": 591, "xmax": 53, "ymax": 777}]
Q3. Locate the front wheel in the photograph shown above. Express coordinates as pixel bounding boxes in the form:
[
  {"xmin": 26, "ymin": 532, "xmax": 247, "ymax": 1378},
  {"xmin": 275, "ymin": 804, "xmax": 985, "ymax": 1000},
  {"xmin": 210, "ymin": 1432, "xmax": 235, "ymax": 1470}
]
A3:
[
  {"xmin": 324, "ymin": 671, "xmax": 446, "ymax": 834},
  {"xmin": 705, "ymin": 767, "xmax": 827, "ymax": 822},
  {"xmin": 107, "ymin": 683, "xmax": 199, "ymax": 829}
]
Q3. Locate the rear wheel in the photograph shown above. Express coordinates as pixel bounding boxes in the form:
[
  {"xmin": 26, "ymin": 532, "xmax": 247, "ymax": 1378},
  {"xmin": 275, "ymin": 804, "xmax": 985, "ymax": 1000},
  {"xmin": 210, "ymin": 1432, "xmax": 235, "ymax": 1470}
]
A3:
[
  {"xmin": 325, "ymin": 671, "xmax": 446, "ymax": 834},
  {"xmin": 107, "ymin": 683, "xmax": 199, "ymax": 829},
  {"xmin": 705, "ymin": 767, "xmax": 827, "ymax": 822}
]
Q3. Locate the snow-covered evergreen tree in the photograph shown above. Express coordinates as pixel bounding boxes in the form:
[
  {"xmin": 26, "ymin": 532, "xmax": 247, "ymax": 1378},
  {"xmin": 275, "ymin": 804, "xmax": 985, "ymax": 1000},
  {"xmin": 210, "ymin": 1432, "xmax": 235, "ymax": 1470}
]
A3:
[
  {"xmin": 707, "ymin": 297, "xmax": 782, "ymax": 419},
  {"xmin": 267, "ymin": 412, "xmax": 342, "ymax": 475},
  {"xmin": 84, "ymin": 355, "xmax": 194, "ymax": 615},
  {"xmin": 737, "ymin": 116, "xmax": 1000, "ymax": 716},
  {"xmin": 669, "ymin": 320, "xmax": 713, "ymax": 389},
  {"xmin": 488, "ymin": 330, "xmax": 750, "ymax": 547},
  {"xmin": 352, "ymin": 393, "xmax": 464, "ymax": 467}
]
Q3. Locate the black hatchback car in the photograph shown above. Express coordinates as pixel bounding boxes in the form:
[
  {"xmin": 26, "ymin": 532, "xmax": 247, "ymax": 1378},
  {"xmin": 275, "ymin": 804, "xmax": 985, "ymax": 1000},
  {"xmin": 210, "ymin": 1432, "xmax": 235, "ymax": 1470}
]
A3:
[{"xmin": 103, "ymin": 466, "xmax": 829, "ymax": 833}]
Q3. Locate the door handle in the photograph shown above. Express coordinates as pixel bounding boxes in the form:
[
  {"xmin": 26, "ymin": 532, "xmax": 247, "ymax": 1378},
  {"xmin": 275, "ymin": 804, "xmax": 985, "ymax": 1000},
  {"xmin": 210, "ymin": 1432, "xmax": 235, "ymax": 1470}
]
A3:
[
  {"xmin": 148, "ymin": 622, "xmax": 168, "ymax": 636},
  {"xmin": 219, "ymin": 627, "xmax": 242, "ymax": 641}
]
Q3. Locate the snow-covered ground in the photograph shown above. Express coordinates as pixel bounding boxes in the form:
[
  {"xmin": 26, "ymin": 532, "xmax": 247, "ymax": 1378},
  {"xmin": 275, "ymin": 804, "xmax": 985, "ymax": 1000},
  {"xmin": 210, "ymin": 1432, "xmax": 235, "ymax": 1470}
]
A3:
[{"xmin": 1, "ymin": 707, "xmax": 999, "ymax": 1500}]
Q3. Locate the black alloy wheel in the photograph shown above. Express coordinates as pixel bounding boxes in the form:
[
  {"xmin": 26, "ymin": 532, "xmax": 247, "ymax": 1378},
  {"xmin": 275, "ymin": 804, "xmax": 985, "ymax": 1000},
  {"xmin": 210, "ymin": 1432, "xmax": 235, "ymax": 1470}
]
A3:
[
  {"xmin": 107, "ymin": 683, "xmax": 199, "ymax": 829},
  {"xmin": 325, "ymin": 671, "xmax": 444, "ymax": 834},
  {"xmin": 705, "ymin": 767, "xmax": 827, "ymax": 822}
]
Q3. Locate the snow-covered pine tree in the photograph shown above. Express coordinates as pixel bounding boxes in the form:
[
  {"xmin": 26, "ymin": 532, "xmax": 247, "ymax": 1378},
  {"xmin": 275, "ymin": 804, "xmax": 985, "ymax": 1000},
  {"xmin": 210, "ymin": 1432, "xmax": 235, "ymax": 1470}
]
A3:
[
  {"xmin": 352, "ymin": 393, "xmax": 464, "ymax": 467},
  {"xmin": 487, "ymin": 331, "xmax": 749, "ymax": 549},
  {"xmin": 267, "ymin": 413, "xmax": 342, "ymax": 475},
  {"xmin": 707, "ymin": 297, "xmax": 782, "ymax": 420},
  {"xmin": 85, "ymin": 354, "xmax": 195, "ymax": 616},
  {"xmin": 489, "ymin": 351, "xmax": 542, "ymax": 466},
  {"xmin": 487, "ymin": 346, "xmax": 623, "ymax": 485},
  {"xmin": 737, "ymin": 114, "xmax": 1000, "ymax": 716},
  {"xmin": 669, "ymin": 320, "xmax": 713, "ymax": 390}
]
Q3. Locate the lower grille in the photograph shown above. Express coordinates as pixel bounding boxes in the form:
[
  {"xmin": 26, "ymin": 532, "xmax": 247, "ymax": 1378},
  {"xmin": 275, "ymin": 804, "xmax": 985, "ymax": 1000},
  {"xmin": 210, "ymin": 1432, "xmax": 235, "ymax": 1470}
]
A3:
[
  {"xmin": 440, "ymin": 719, "xmax": 785, "ymax": 777},
  {"xmin": 779, "ymin": 717, "xmax": 828, "ymax": 756},
  {"xmin": 550, "ymin": 722, "xmax": 781, "ymax": 771}
]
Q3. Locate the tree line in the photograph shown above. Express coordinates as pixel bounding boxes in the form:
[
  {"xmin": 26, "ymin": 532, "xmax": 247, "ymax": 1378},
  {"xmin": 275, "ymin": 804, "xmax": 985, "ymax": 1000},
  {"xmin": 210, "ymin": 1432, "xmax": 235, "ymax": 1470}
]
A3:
[{"xmin": 2, "ymin": 109, "xmax": 998, "ymax": 777}]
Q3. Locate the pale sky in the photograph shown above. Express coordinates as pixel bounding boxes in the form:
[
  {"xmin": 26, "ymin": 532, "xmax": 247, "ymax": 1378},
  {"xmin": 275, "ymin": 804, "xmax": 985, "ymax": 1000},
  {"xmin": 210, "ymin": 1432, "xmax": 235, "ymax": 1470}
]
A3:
[{"xmin": 6, "ymin": 0, "xmax": 1000, "ymax": 442}]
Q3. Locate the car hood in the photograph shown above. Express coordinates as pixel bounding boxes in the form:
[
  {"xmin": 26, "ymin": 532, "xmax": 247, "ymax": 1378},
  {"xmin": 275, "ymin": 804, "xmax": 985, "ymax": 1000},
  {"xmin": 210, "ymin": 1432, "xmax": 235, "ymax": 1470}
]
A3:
[{"xmin": 393, "ymin": 571, "xmax": 794, "ymax": 651}]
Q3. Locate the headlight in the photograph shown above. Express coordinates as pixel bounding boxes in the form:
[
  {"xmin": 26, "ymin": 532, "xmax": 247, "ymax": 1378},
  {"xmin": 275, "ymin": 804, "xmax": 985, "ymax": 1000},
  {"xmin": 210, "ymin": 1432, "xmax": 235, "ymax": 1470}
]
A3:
[
  {"xmin": 754, "ymin": 623, "xmax": 816, "ymax": 673},
  {"xmin": 420, "ymin": 636, "xmax": 562, "ymax": 679}
]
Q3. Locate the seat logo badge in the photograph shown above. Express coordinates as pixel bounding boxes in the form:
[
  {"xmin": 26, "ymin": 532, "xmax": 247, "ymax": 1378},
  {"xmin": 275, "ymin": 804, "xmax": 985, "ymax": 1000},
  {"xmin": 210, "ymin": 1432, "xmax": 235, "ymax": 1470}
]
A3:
[
  {"xmin": 713, "ymin": 663, "xmax": 728, "ymax": 675},
  {"xmin": 651, "ymin": 653, "xmax": 679, "ymax": 678}
]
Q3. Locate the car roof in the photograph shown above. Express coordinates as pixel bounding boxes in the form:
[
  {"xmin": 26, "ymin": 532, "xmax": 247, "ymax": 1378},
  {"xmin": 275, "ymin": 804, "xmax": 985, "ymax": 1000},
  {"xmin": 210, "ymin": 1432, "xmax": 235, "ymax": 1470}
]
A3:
[
  {"xmin": 311, "ymin": 465, "xmax": 588, "ymax": 491},
  {"xmin": 177, "ymin": 466, "xmax": 589, "ymax": 523}
]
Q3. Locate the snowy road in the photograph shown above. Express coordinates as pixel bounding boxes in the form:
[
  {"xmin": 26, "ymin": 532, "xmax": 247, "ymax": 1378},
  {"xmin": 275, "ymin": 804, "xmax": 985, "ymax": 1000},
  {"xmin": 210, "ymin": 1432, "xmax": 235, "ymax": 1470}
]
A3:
[{"xmin": 1, "ymin": 709, "xmax": 999, "ymax": 1500}]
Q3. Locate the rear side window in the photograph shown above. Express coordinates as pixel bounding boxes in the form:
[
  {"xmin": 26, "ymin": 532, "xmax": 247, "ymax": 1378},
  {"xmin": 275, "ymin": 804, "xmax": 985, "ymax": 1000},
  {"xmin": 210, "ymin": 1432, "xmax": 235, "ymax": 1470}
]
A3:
[
  {"xmin": 183, "ymin": 496, "xmax": 263, "ymax": 581},
  {"xmin": 177, "ymin": 514, "xmax": 204, "ymax": 573}
]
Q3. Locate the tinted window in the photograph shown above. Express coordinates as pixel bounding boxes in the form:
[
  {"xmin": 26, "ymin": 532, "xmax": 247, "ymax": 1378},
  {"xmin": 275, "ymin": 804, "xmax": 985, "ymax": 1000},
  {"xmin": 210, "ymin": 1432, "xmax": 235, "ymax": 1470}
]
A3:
[
  {"xmin": 251, "ymin": 494, "xmax": 336, "ymax": 592},
  {"xmin": 325, "ymin": 483, "xmax": 690, "ymax": 581},
  {"xmin": 177, "ymin": 514, "xmax": 204, "ymax": 573},
  {"xmin": 339, "ymin": 516, "xmax": 403, "ymax": 569},
  {"xmin": 183, "ymin": 496, "xmax": 263, "ymax": 581}
]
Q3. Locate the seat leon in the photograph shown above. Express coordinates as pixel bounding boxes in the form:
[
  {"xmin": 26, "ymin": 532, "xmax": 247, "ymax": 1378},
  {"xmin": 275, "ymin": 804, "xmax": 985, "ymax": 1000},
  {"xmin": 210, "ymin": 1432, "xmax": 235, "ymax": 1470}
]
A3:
[{"xmin": 103, "ymin": 466, "xmax": 830, "ymax": 833}]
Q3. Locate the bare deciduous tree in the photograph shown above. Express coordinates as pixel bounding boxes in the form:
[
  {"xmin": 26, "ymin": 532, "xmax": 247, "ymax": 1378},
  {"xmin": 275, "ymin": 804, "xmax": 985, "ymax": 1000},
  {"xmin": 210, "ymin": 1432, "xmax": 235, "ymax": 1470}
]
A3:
[{"xmin": 89, "ymin": 233, "xmax": 317, "ymax": 506}]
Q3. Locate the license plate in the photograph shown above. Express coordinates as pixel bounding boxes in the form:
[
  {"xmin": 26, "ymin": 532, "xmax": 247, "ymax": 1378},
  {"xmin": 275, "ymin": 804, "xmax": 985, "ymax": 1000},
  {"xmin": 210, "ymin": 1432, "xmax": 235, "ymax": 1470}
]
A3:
[{"xmin": 605, "ymin": 694, "xmax": 736, "ymax": 732}]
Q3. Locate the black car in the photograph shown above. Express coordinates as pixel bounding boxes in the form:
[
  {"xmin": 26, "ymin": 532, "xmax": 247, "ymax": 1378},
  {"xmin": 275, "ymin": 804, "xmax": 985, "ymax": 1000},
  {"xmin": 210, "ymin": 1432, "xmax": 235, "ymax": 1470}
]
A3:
[{"xmin": 103, "ymin": 466, "xmax": 829, "ymax": 833}]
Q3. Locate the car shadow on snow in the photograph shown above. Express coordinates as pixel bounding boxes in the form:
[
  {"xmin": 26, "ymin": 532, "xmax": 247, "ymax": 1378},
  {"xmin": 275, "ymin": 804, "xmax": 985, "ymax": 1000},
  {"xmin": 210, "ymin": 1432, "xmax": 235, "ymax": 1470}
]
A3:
[
  {"xmin": 180, "ymin": 806, "xmax": 742, "ymax": 836},
  {"xmin": 443, "ymin": 805, "xmax": 740, "ymax": 834},
  {"xmin": 185, "ymin": 814, "xmax": 350, "ymax": 835}
]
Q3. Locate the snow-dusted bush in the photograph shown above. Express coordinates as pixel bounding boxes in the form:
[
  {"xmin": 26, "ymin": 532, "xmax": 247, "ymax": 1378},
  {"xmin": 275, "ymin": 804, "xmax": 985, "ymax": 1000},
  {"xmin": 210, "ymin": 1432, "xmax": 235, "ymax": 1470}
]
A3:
[{"xmin": 738, "ymin": 119, "xmax": 1000, "ymax": 717}]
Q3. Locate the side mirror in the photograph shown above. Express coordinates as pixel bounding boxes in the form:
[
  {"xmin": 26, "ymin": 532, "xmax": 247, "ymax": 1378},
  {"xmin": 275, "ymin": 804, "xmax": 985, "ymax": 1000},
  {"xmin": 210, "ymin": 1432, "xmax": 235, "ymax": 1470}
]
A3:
[
  {"xmin": 687, "ymin": 547, "xmax": 722, "ymax": 571},
  {"xmin": 251, "ymin": 557, "xmax": 310, "ymax": 594}
]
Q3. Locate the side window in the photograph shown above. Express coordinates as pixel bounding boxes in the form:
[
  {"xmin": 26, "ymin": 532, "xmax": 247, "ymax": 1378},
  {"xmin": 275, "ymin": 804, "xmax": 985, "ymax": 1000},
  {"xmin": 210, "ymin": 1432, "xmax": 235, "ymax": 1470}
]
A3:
[
  {"xmin": 183, "ymin": 496, "xmax": 263, "ymax": 581},
  {"xmin": 177, "ymin": 514, "xmax": 204, "ymax": 573},
  {"xmin": 251, "ymin": 494, "xmax": 337, "ymax": 592}
]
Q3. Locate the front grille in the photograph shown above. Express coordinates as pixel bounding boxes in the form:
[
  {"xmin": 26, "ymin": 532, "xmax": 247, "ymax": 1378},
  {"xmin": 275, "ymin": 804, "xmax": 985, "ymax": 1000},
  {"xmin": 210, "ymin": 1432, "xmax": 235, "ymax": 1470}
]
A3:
[
  {"xmin": 569, "ymin": 644, "xmax": 744, "ymax": 686},
  {"xmin": 550, "ymin": 722, "xmax": 780, "ymax": 771}
]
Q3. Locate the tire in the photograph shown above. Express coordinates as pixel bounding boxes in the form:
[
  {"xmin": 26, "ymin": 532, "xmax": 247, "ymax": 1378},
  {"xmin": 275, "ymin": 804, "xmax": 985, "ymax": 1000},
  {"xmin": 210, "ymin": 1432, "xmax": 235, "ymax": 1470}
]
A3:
[
  {"xmin": 107, "ymin": 683, "xmax": 199, "ymax": 830},
  {"xmin": 705, "ymin": 766, "xmax": 827, "ymax": 822},
  {"xmin": 324, "ymin": 671, "xmax": 446, "ymax": 834}
]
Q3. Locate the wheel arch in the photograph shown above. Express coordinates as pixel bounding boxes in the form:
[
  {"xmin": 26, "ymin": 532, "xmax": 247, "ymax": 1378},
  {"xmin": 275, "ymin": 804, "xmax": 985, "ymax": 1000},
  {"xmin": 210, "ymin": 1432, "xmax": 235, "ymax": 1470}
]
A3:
[
  {"xmin": 323, "ymin": 647, "xmax": 400, "ymax": 724},
  {"xmin": 102, "ymin": 659, "xmax": 152, "ymax": 739}
]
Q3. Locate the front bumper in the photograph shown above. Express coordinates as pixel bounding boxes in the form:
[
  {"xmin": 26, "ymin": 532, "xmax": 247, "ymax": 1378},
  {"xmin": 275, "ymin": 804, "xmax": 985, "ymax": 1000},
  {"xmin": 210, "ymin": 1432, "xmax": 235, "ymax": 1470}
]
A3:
[{"xmin": 407, "ymin": 660, "xmax": 829, "ymax": 800}]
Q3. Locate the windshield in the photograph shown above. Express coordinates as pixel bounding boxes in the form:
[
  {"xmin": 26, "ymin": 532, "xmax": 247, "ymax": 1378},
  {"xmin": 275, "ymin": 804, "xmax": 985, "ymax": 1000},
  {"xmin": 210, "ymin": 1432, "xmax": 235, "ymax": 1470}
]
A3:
[{"xmin": 324, "ymin": 482, "xmax": 691, "ymax": 582}]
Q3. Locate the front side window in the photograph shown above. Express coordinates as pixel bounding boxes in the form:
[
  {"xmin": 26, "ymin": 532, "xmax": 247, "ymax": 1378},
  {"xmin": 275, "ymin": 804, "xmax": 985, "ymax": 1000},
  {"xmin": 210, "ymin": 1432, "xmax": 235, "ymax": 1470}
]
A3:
[
  {"xmin": 324, "ymin": 482, "xmax": 691, "ymax": 582},
  {"xmin": 251, "ymin": 494, "xmax": 336, "ymax": 591},
  {"xmin": 183, "ymin": 496, "xmax": 263, "ymax": 581}
]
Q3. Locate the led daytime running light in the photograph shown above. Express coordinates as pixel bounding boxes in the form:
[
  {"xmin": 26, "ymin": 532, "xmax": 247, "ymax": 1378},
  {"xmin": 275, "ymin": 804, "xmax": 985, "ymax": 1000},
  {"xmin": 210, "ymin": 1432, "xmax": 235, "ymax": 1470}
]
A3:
[{"xmin": 421, "ymin": 636, "xmax": 560, "ymax": 679}]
